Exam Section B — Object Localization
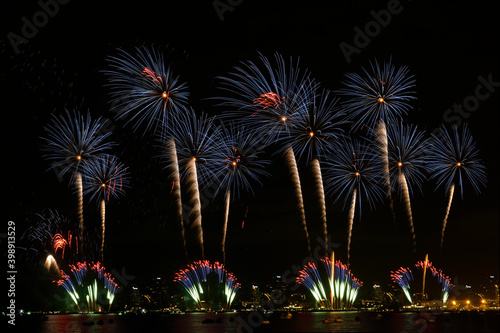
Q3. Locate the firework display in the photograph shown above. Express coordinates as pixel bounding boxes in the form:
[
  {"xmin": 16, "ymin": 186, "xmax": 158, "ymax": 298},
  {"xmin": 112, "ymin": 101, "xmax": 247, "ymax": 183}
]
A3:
[
  {"xmin": 338, "ymin": 59, "xmax": 417, "ymax": 224},
  {"xmin": 25, "ymin": 42, "xmax": 490, "ymax": 314},
  {"xmin": 174, "ymin": 260, "xmax": 241, "ymax": 311},
  {"xmin": 415, "ymin": 258, "xmax": 454, "ymax": 304},
  {"xmin": 427, "ymin": 124, "xmax": 487, "ymax": 249},
  {"xmin": 285, "ymin": 90, "xmax": 345, "ymax": 251},
  {"xmin": 384, "ymin": 121, "xmax": 428, "ymax": 253},
  {"xmin": 296, "ymin": 254, "xmax": 363, "ymax": 309},
  {"xmin": 103, "ymin": 46, "xmax": 189, "ymax": 135},
  {"xmin": 53, "ymin": 261, "xmax": 119, "ymax": 313},
  {"xmin": 82, "ymin": 154, "xmax": 129, "ymax": 263},
  {"xmin": 215, "ymin": 123, "xmax": 271, "ymax": 264},
  {"xmin": 217, "ymin": 53, "xmax": 318, "ymax": 256},
  {"xmin": 168, "ymin": 110, "xmax": 222, "ymax": 259},
  {"xmin": 41, "ymin": 110, "xmax": 113, "ymax": 255},
  {"xmin": 323, "ymin": 136, "xmax": 385, "ymax": 264},
  {"xmin": 19, "ymin": 210, "xmax": 79, "ymax": 264},
  {"xmin": 336, "ymin": 59, "xmax": 416, "ymax": 131},
  {"xmin": 390, "ymin": 267, "xmax": 414, "ymax": 303},
  {"xmin": 105, "ymin": 46, "xmax": 191, "ymax": 260}
]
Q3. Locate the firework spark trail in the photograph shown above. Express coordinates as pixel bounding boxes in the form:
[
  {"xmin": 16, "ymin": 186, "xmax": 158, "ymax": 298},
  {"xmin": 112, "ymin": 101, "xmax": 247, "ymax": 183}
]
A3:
[
  {"xmin": 330, "ymin": 252, "xmax": 334, "ymax": 308},
  {"xmin": 75, "ymin": 172, "xmax": 84, "ymax": 256},
  {"xmin": 82, "ymin": 154, "xmax": 129, "ymax": 264},
  {"xmin": 186, "ymin": 158, "xmax": 204, "ymax": 259},
  {"xmin": 285, "ymin": 145, "xmax": 311, "ymax": 257},
  {"xmin": 222, "ymin": 190, "xmax": 231, "ymax": 265},
  {"xmin": 377, "ymin": 121, "xmax": 396, "ymax": 223},
  {"xmin": 400, "ymin": 173, "xmax": 416, "ymax": 253},
  {"xmin": 42, "ymin": 110, "xmax": 113, "ymax": 260},
  {"xmin": 441, "ymin": 183, "xmax": 455, "ymax": 250},
  {"xmin": 324, "ymin": 137, "xmax": 385, "ymax": 264},
  {"xmin": 167, "ymin": 137, "xmax": 188, "ymax": 261},
  {"xmin": 100, "ymin": 199, "xmax": 105, "ymax": 263},
  {"xmin": 427, "ymin": 125, "xmax": 486, "ymax": 251},
  {"xmin": 347, "ymin": 188, "xmax": 357, "ymax": 265},
  {"xmin": 215, "ymin": 123, "xmax": 270, "ymax": 264},
  {"xmin": 422, "ymin": 254, "xmax": 429, "ymax": 297},
  {"xmin": 311, "ymin": 158, "xmax": 328, "ymax": 254}
]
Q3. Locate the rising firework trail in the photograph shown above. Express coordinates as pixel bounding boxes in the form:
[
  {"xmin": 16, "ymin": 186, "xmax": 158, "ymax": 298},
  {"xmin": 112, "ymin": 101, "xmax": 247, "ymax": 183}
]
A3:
[
  {"xmin": 415, "ymin": 257, "xmax": 454, "ymax": 303},
  {"xmin": 170, "ymin": 110, "xmax": 221, "ymax": 259},
  {"xmin": 41, "ymin": 111, "xmax": 112, "ymax": 257},
  {"xmin": 82, "ymin": 154, "xmax": 129, "ymax": 263},
  {"xmin": 174, "ymin": 260, "xmax": 241, "ymax": 310},
  {"xmin": 284, "ymin": 146, "xmax": 311, "ymax": 256},
  {"xmin": 421, "ymin": 254, "xmax": 429, "ymax": 298},
  {"xmin": 216, "ymin": 52, "xmax": 318, "ymax": 256},
  {"xmin": 337, "ymin": 59, "xmax": 416, "ymax": 223},
  {"xmin": 104, "ymin": 46, "xmax": 190, "ymax": 260},
  {"xmin": 167, "ymin": 138, "xmax": 188, "ymax": 261},
  {"xmin": 323, "ymin": 136, "xmax": 385, "ymax": 264},
  {"xmin": 215, "ymin": 123, "xmax": 270, "ymax": 264},
  {"xmin": 385, "ymin": 121, "xmax": 428, "ymax": 253},
  {"xmin": 427, "ymin": 124, "xmax": 487, "ymax": 250},
  {"xmin": 377, "ymin": 122, "xmax": 396, "ymax": 223}
]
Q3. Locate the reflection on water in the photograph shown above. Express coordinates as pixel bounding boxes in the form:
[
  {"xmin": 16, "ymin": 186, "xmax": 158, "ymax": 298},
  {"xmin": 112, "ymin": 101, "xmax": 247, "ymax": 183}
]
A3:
[{"xmin": 16, "ymin": 310, "xmax": 500, "ymax": 333}]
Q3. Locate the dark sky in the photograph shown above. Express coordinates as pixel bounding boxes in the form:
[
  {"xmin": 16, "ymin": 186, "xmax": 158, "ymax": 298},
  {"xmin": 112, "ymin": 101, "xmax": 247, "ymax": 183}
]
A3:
[{"xmin": 2, "ymin": 1, "xmax": 499, "ymax": 309}]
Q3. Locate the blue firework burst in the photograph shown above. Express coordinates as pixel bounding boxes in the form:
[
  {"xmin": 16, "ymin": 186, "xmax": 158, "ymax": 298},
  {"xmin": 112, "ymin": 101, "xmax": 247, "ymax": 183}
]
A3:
[
  {"xmin": 169, "ymin": 109, "xmax": 222, "ymax": 188},
  {"xmin": 384, "ymin": 121, "xmax": 428, "ymax": 196},
  {"xmin": 82, "ymin": 154, "xmax": 130, "ymax": 204},
  {"xmin": 214, "ymin": 122, "xmax": 271, "ymax": 198},
  {"xmin": 285, "ymin": 89, "xmax": 347, "ymax": 163},
  {"xmin": 337, "ymin": 58, "xmax": 416, "ymax": 132},
  {"xmin": 323, "ymin": 136, "xmax": 385, "ymax": 212},
  {"xmin": 216, "ymin": 52, "xmax": 318, "ymax": 142},
  {"xmin": 427, "ymin": 124, "xmax": 487, "ymax": 198},
  {"xmin": 103, "ymin": 46, "xmax": 189, "ymax": 136},
  {"xmin": 41, "ymin": 109, "xmax": 113, "ymax": 180}
]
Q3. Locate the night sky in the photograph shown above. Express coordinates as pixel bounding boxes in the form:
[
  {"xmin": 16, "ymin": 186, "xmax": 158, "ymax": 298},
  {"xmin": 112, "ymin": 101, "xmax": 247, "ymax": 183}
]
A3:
[{"xmin": 2, "ymin": 1, "xmax": 499, "ymax": 309}]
